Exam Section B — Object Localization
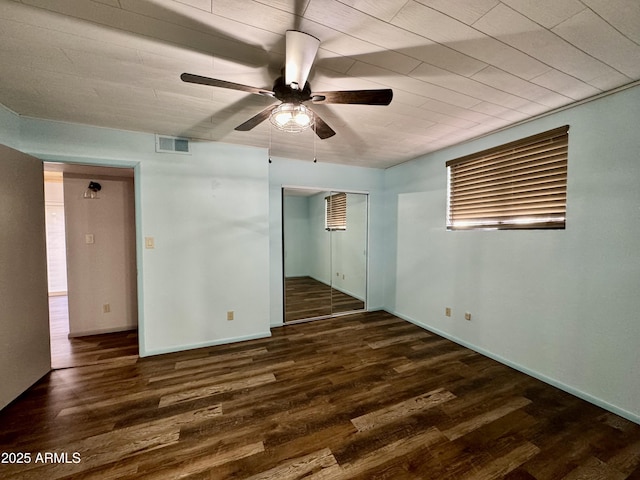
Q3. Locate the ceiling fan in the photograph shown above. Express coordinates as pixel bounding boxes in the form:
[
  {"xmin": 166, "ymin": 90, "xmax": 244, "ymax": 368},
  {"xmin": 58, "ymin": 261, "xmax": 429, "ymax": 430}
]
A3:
[{"xmin": 181, "ymin": 30, "xmax": 393, "ymax": 139}]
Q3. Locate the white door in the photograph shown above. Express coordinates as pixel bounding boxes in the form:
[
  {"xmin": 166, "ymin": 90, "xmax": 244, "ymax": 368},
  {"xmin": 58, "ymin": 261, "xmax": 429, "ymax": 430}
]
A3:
[{"xmin": 0, "ymin": 144, "xmax": 50, "ymax": 410}]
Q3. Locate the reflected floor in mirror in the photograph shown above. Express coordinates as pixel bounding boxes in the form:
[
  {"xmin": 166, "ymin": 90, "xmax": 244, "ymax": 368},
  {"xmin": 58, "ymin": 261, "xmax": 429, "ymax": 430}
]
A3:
[{"xmin": 285, "ymin": 276, "xmax": 365, "ymax": 322}]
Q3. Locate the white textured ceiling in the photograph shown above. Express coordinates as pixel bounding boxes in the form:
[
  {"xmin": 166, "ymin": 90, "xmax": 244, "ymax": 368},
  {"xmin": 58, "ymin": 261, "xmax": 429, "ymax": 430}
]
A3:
[{"xmin": 1, "ymin": 0, "xmax": 639, "ymax": 168}]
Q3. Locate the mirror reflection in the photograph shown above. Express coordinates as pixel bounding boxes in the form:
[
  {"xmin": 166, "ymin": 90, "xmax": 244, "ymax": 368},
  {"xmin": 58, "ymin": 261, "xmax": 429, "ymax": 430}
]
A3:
[{"xmin": 283, "ymin": 188, "xmax": 367, "ymax": 323}]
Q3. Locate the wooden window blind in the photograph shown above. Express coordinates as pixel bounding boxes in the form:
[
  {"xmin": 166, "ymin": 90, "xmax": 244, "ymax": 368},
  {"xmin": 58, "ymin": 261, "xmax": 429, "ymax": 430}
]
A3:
[
  {"xmin": 446, "ymin": 125, "xmax": 569, "ymax": 230},
  {"xmin": 325, "ymin": 192, "xmax": 347, "ymax": 231}
]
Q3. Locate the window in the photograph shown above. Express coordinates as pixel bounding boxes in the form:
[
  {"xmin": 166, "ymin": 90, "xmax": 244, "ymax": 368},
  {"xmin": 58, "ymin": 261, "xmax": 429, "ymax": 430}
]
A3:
[
  {"xmin": 446, "ymin": 125, "xmax": 569, "ymax": 230},
  {"xmin": 325, "ymin": 192, "xmax": 347, "ymax": 231}
]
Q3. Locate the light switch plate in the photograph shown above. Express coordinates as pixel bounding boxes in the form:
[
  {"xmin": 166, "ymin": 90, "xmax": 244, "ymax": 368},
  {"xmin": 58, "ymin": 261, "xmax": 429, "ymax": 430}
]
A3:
[{"xmin": 85, "ymin": 234, "xmax": 94, "ymax": 244}]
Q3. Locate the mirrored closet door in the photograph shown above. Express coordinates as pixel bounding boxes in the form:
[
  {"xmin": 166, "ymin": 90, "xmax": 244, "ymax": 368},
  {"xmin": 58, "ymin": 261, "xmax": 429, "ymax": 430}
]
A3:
[{"xmin": 283, "ymin": 187, "xmax": 367, "ymax": 323}]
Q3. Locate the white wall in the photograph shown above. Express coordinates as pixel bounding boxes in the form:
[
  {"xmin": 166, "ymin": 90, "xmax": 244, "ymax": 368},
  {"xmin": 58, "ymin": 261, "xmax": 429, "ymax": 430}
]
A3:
[
  {"xmin": 63, "ymin": 174, "xmax": 137, "ymax": 336},
  {"xmin": 0, "ymin": 145, "xmax": 50, "ymax": 410},
  {"xmin": 269, "ymin": 157, "xmax": 385, "ymax": 326},
  {"xmin": 384, "ymin": 85, "xmax": 640, "ymax": 423},
  {"xmin": 14, "ymin": 116, "xmax": 271, "ymax": 356}
]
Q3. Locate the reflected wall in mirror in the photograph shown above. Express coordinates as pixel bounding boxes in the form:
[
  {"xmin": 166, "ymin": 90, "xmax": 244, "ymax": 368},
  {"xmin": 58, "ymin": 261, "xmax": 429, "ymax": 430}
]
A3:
[{"xmin": 283, "ymin": 187, "xmax": 367, "ymax": 323}]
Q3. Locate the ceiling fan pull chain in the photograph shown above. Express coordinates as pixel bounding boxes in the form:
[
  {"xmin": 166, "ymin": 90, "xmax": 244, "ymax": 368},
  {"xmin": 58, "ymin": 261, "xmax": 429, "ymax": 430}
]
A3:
[
  {"xmin": 269, "ymin": 123, "xmax": 273, "ymax": 164},
  {"xmin": 313, "ymin": 121, "xmax": 317, "ymax": 163}
]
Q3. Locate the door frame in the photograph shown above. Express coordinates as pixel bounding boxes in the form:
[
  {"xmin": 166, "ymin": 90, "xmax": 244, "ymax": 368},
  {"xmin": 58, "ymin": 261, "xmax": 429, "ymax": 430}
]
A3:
[{"xmin": 41, "ymin": 158, "xmax": 143, "ymax": 357}]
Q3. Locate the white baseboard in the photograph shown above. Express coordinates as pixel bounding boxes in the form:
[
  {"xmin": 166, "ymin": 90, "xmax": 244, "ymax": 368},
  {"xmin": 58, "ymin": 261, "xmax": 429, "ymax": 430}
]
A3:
[
  {"xmin": 140, "ymin": 331, "xmax": 272, "ymax": 357},
  {"xmin": 68, "ymin": 325, "xmax": 137, "ymax": 338},
  {"xmin": 390, "ymin": 309, "xmax": 640, "ymax": 426}
]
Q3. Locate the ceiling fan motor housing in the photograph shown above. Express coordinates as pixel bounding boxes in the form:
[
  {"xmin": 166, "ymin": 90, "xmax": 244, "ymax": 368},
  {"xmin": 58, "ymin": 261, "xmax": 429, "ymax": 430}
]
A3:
[{"xmin": 272, "ymin": 76, "xmax": 312, "ymax": 104}]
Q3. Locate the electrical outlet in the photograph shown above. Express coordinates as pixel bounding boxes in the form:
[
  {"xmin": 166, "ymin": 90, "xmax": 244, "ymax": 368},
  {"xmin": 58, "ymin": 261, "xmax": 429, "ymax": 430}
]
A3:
[
  {"xmin": 465, "ymin": 312, "xmax": 472, "ymax": 321},
  {"xmin": 227, "ymin": 311, "xmax": 234, "ymax": 321},
  {"xmin": 103, "ymin": 303, "xmax": 111, "ymax": 314},
  {"xmin": 445, "ymin": 307, "xmax": 451, "ymax": 317}
]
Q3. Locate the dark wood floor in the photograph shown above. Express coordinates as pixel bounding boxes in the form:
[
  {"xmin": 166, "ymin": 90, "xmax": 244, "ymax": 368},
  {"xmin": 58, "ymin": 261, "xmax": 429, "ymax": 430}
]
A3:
[
  {"xmin": 1, "ymin": 311, "xmax": 639, "ymax": 479},
  {"xmin": 49, "ymin": 296, "xmax": 138, "ymax": 369},
  {"xmin": 285, "ymin": 276, "xmax": 365, "ymax": 322}
]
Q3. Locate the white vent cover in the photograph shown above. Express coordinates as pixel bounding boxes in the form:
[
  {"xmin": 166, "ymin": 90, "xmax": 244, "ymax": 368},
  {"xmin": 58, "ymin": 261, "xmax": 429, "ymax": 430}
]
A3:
[{"xmin": 155, "ymin": 134, "xmax": 191, "ymax": 154}]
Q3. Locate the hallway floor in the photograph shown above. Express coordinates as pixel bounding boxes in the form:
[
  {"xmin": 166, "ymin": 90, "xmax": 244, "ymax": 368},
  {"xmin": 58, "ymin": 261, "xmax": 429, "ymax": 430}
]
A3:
[{"xmin": 49, "ymin": 295, "xmax": 138, "ymax": 369}]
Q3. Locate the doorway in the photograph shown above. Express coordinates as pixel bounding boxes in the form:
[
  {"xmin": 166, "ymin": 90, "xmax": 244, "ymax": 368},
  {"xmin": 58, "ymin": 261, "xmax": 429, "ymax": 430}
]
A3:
[
  {"xmin": 282, "ymin": 187, "xmax": 368, "ymax": 323},
  {"xmin": 43, "ymin": 170, "xmax": 71, "ymax": 365},
  {"xmin": 43, "ymin": 163, "xmax": 138, "ymax": 368}
]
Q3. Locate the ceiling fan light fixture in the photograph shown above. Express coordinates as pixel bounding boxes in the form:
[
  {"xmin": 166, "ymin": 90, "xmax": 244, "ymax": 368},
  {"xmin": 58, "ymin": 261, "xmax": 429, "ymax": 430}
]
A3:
[{"xmin": 270, "ymin": 103, "xmax": 314, "ymax": 133}]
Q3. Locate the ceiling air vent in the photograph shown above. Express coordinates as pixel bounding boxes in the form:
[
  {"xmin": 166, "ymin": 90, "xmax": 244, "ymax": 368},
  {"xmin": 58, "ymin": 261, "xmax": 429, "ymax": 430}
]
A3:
[{"xmin": 155, "ymin": 134, "xmax": 191, "ymax": 154}]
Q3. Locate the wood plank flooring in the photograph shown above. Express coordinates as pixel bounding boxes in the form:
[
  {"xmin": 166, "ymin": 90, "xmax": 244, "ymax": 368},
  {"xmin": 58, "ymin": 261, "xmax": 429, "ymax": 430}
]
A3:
[
  {"xmin": 1, "ymin": 311, "xmax": 639, "ymax": 479},
  {"xmin": 49, "ymin": 296, "xmax": 138, "ymax": 369},
  {"xmin": 285, "ymin": 276, "xmax": 365, "ymax": 322}
]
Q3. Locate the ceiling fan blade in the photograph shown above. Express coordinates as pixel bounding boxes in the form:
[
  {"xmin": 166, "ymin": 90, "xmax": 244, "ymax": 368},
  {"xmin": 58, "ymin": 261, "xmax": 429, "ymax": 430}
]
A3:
[
  {"xmin": 235, "ymin": 105, "xmax": 278, "ymax": 131},
  {"xmin": 181, "ymin": 73, "xmax": 274, "ymax": 97},
  {"xmin": 285, "ymin": 30, "xmax": 320, "ymax": 90},
  {"xmin": 310, "ymin": 89, "xmax": 393, "ymax": 106},
  {"xmin": 310, "ymin": 111, "xmax": 336, "ymax": 139}
]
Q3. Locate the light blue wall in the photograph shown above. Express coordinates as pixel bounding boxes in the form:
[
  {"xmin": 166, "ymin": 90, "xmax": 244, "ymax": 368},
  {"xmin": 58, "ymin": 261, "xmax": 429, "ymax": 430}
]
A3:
[
  {"xmin": 0, "ymin": 105, "xmax": 20, "ymax": 149},
  {"xmin": 304, "ymin": 191, "xmax": 368, "ymax": 300},
  {"xmin": 283, "ymin": 195, "xmax": 311, "ymax": 277},
  {"xmin": 332, "ymin": 193, "xmax": 368, "ymax": 300},
  {"xmin": 307, "ymin": 192, "xmax": 332, "ymax": 285},
  {"xmin": 3, "ymin": 112, "xmax": 386, "ymax": 350},
  {"xmin": 384, "ymin": 85, "xmax": 640, "ymax": 423},
  {"xmin": 14, "ymin": 116, "xmax": 272, "ymax": 356}
]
